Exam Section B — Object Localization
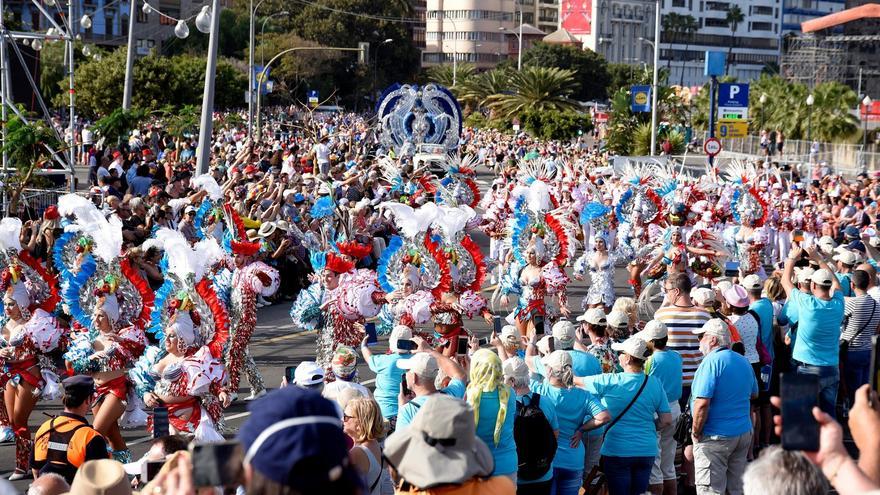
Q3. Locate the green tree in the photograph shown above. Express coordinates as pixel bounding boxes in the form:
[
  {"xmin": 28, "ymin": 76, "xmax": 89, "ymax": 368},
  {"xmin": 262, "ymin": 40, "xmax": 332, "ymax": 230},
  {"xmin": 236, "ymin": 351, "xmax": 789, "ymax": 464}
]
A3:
[
  {"xmin": 457, "ymin": 68, "xmax": 511, "ymax": 112},
  {"xmin": 63, "ymin": 48, "xmax": 247, "ymax": 117},
  {"xmin": 425, "ymin": 63, "xmax": 476, "ymax": 90},
  {"xmin": 92, "ymin": 108, "xmax": 149, "ymax": 145},
  {"xmin": 486, "ymin": 66, "xmax": 580, "ymax": 120},
  {"xmin": 605, "ymin": 87, "xmax": 642, "ymax": 155},
  {"xmin": 725, "ymin": 6, "xmax": 744, "ymax": 75},
  {"xmin": 662, "ymin": 13, "xmax": 683, "ymax": 70},
  {"xmin": 606, "ymin": 63, "xmax": 652, "ymax": 97},
  {"xmin": 517, "ymin": 42, "xmax": 609, "ymax": 101},
  {"xmin": 162, "ymin": 8, "xmax": 250, "ymax": 59},
  {"xmin": 521, "ymin": 109, "xmax": 592, "ymax": 140},
  {"xmin": 1, "ymin": 116, "xmax": 63, "ymax": 214}
]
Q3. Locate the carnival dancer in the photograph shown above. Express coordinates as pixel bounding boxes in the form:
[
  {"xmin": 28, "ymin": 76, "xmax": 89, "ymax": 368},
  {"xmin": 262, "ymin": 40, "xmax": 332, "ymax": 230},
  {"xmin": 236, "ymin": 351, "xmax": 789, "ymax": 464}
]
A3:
[
  {"xmin": 573, "ymin": 232, "xmax": 630, "ymax": 311},
  {"xmin": 722, "ymin": 161, "xmax": 771, "ymax": 277},
  {"xmin": 427, "ymin": 204, "xmax": 493, "ymax": 356},
  {"xmin": 135, "ymin": 229, "xmax": 230, "ymax": 440},
  {"xmin": 0, "ymin": 218, "xmax": 63, "ymax": 480},
  {"xmin": 57, "ymin": 194, "xmax": 154, "ymax": 464},
  {"xmin": 499, "ymin": 179, "xmax": 572, "ymax": 338}
]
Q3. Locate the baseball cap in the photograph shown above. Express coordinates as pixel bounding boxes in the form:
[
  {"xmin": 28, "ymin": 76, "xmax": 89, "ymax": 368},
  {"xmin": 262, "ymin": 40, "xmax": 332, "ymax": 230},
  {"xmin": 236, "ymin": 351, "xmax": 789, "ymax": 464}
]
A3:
[
  {"xmin": 845, "ymin": 225, "xmax": 860, "ymax": 239},
  {"xmin": 502, "ymin": 357, "xmax": 529, "ymax": 382},
  {"xmin": 611, "ymin": 336, "xmax": 649, "ymax": 360},
  {"xmin": 693, "ymin": 318, "xmax": 730, "ymax": 340},
  {"xmin": 63, "ymin": 374, "xmax": 95, "ymax": 395},
  {"xmin": 577, "ymin": 308, "xmax": 607, "ymax": 325},
  {"xmin": 833, "ymin": 249, "xmax": 857, "ymax": 266},
  {"xmin": 551, "ymin": 320, "xmax": 576, "ymax": 349},
  {"xmin": 810, "ymin": 268, "xmax": 835, "ymax": 286},
  {"xmin": 397, "ymin": 352, "xmax": 439, "ymax": 379},
  {"xmin": 691, "ymin": 287, "xmax": 716, "ymax": 306},
  {"xmin": 796, "ymin": 267, "xmax": 816, "ymax": 284},
  {"xmin": 606, "ymin": 310, "xmax": 629, "ymax": 330},
  {"xmin": 292, "ymin": 361, "xmax": 325, "ymax": 387},
  {"xmin": 238, "ymin": 387, "xmax": 351, "ymax": 488},
  {"xmin": 818, "ymin": 235, "xmax": 837, "ymax": 252},
  {"xmin": 389, "ymin": 325, "xmax": 413, "ymax": 353},
  {"xmin": 499, "ymin": 325, "xmax": 520, "ymax": 345},
  {"xmin": 635, "ymin": 320, "xmax": 668, "ymax": 341},
  {"xmin": 723, "ymin": 284, "xmax": 749, "ymax": 308},
  {"xmin": 541, "ymin": 349, "xmax": 573, "ymax": 371},
  {"xmin": 741, "ymin": 274, "xmax": 762, "ymax": 291},
  {"xmin": 184, "ymin": 205, "xmax": 196, "ymax": 214}
]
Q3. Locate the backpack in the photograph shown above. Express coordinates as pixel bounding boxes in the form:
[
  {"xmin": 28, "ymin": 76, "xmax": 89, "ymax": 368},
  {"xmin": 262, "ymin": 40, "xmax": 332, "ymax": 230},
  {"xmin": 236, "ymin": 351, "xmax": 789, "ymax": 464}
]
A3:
[{"xmin": 514, "ymin": 393, "xmax": 557, "ymax": 481}]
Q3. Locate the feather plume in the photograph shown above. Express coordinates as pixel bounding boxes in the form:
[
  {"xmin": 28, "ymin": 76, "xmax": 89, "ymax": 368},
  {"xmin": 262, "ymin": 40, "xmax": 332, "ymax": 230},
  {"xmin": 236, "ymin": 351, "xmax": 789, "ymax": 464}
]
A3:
[
  {"xmin": 526, "ymin": 180, "xmax": 551, "ymax": 213},
  {"xmin": 433, "ymin": 205, "xmax": 476, "ymax": 242},
  {"xmin": 380, "ymin": 202, "xmax": 438, "ymax": 239},
  {"xmin": 144, "ymin": 228, "xmax": 223, "ymax": 283},
  {"xmin": 0, "ymin": 218, "xmax": 22, "ymax": 253},
  {"xmin": 192, "ymin": 175, "xmax": 223, "ymax": 201},
  {"xmin": 57, "ymin": 194, "xmax": 122, "ymax": 264}
]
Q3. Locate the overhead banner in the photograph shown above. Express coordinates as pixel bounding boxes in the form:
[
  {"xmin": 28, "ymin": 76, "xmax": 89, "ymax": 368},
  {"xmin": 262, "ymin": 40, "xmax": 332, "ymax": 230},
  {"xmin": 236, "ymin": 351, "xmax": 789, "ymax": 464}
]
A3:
[{"xmin": 561, "ymin": 0, "xmax": 592, "ymax": 34}]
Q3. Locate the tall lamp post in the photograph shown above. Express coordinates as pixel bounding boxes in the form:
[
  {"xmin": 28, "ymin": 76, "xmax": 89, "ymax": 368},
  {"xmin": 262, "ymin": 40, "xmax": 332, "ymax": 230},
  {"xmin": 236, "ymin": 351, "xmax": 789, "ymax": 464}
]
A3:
[
  {"xmin": 247, "ymin": 0, "xmax": 272, "ymax": 143},
  {"xmin": 196, "ymin": 0, "xmax": 220, "ymax": 175},
  {"xmin": 806, "ymin": 93, "xmax": 814, "ymax": 143},
  {"xmin": 498, "ymin": 5, "xmax": 523, "ymax": 71},
  {"xmin": 863, "ymin": 96, "xmax": 873, "ymax": 149},
  {"xmin": 441, "ymin": 12, "xmax": 458, "ymax": 86},
  {"xmin": 639, "ymin": 19, "xmax": 660, "ymax": 155},
  {"xmin": 260, "ymin": 11, "xmax": 289, "ymax": 67},
  {"xmin": 759, "ymin": 93, "xmax": 767, "ymax": 132}
]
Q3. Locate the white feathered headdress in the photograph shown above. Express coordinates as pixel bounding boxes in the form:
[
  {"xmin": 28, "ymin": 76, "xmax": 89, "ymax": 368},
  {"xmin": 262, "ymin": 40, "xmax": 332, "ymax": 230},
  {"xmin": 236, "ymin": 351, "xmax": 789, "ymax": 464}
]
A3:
[
  {"xmin": 58, "ymin": 194, "xmax": 122, "ymax": 264},
  {"xmin": 0, "ymin": 218, "xmax": 23, "ymax": 253},
  {"xmin": 380, "ymin": 202, "xmax": 439, "ymax": 239}
]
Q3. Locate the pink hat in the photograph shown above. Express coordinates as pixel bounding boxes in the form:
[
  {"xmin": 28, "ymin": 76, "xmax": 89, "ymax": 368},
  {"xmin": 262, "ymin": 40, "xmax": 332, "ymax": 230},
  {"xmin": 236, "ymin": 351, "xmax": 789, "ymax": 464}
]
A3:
[{"xmin": 723, "ymin": 284, "xmax": 749, "ymax": 308}]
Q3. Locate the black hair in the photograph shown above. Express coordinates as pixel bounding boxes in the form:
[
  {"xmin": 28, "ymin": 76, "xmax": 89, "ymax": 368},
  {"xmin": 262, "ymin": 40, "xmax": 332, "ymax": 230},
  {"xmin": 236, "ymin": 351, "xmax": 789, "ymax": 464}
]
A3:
[
  {"xmin": 154, "ymin": 434, "xmax": 190, "ymax": 455},
  {"xmin": 62, "ymin": 389, "xmax": 92, "ymax": 409},
  {"xmin": 853, "ymin": 270, "xmax": 871, "ymax": 291},
  {"xmin": 652, "ymin": 336, "xmax": 668, "ymax": 349}
]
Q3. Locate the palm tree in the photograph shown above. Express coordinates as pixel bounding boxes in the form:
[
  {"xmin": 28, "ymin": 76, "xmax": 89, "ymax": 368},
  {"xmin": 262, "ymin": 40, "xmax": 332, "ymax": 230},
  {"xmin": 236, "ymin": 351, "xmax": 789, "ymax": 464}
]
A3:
[
  {"xmin": 678, "ymin": 15, "xmax": 699, "ymax": 86},
  {"xmin": 486, "ymin": 66, "xmax": 580, "ymax": 120},
  {"xmin": 662, "ymin": 13, "xmax": 683, "ymax": 70},
  {"xmin": 425, "ymin": 63, "xmax": 475, "ymax": 90},
  {"xmin": 0, "ymin": 117, "xmax": 63, "ymax": 215},
  {"xmin": 93, "ymin": 107, "xmax": 148, "ymax": 146},
  {"xmin": 458, "ymin": 68, "xmax": 511, "ymax": 114},
  {"xmin": 725, "ymin": 6, "xmax": 744, "ymax": 75}
]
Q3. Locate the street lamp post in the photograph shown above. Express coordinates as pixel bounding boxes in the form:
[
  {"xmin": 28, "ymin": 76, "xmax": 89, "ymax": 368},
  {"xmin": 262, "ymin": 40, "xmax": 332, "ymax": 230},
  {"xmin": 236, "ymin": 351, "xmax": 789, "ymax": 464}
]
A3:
[
  {"xmin": 864, "ymin": 95, "xmax": 873, "ymax": 158},
  {"xmin": 806, "ymin": 93, "xmax": 814, "ymax": 143},
  {"xmin": 122, "ymin": 0, "xmax": 136, "ymax": 110},
  {"xmin": 639, "ymin": 1, "xmax": 660, "ymax": 156},
  {"xmin": 247, "ymin": 0, "xmax": 271, "ymax": 143},
  {"xmin": 498, "ymin": 14, "xmax": 523, "ymax": 71},
  {"xmin": 260, "ymin": 11, "xmax": 289, "ymax": 67},
  {"xmin": 441, "ymin": 12, "xmax": 458, "ymax": 86},
  {"xmin": 196, "ymin": 0, "xmax": 220, "ymax": 175}
]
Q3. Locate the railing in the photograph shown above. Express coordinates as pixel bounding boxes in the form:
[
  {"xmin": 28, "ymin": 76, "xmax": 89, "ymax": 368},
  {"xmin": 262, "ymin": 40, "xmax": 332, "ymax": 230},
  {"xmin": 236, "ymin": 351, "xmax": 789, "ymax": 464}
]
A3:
[
  {"xmin": 701, "ymin": 133, "xmax": 880, "ymax": 178},
  {"xmin": 3, "ymin": 188, "xmax": 83, "ymax": 220}
]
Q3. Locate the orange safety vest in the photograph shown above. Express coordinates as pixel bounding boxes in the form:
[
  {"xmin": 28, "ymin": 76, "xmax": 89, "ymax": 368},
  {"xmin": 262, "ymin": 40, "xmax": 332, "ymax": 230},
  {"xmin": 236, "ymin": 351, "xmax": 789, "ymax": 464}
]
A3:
[{"xmin": 33, "ymin": 414, "xmax": 106, "ymax": 469}]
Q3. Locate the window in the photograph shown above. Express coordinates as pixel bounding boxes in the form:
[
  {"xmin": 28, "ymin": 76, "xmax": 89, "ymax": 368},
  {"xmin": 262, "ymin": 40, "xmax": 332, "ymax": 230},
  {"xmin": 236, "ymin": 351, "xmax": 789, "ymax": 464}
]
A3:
[
  {"xmin": 136, "ymin": 7, "xmax": 148, "ymax": 23},
  {"xmin": 704, "ymin": 17, "xmax": 728, "ymax": 27},
  {"xmin": 705, "ymin": 1, "xmax": 728, "ymax": 11},
  {"xmin": 750, "ymin": 21, "xmax": 773, "ymax": 31},
  {"xmin": 672, "ymin": 0, "xmax": 685, "ymax": 6},
  {"xmin": 752, "ymin": 5, "xmax": 773, "ymax": 15},
  {"xmin": 135, "ymin": 38, "xmax": 155, "ymax": 55},
  {"xmin": 106, "ymin": 16, "xmax": 115, "ymax": 36}
]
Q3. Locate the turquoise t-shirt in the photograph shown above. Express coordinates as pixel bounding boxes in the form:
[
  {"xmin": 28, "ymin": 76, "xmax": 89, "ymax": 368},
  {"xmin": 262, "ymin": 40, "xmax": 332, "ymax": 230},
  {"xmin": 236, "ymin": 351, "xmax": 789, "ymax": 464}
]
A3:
[
  {"xmin": 837, "ymin": 273, "xmax": 854, "ymax": 297},
  {"xmin": 690, "ymin": 348, "xmax": 758, "ymax": 437},
  {"xmin": 749, "ymin": 298, "xmax": 775, "ymax": 360},
  {"xmin": 366, "ymin": 353, "xmax": 407, "ymax": 418},
  {"xmin": 472, "ymin": 387, "xmax": 518, "ymax": 476},
  {"xmin": 533, "ymin": 349, "xmax": 602, "ymax": 378},
  {"xmin": 516, "ymin": 392, "xmax": 559, "ymax": 485},
  {"xmin": 581, "ymin": 372, "xmax": 670, "ymax": 457},
  {"xmin": 529, "ymin": 379, "xmax": 605, "ymax": 470},
  {"xmin": 395, "ymin": 379, "xmax": 467, "ymax": 429},
  {"xmin": 789, "ymin": 289, "xmax": 845, "ymax": 366},
  {"xmin": 646, "ymin": 349, "xmax": 683, "ymax": 403}
]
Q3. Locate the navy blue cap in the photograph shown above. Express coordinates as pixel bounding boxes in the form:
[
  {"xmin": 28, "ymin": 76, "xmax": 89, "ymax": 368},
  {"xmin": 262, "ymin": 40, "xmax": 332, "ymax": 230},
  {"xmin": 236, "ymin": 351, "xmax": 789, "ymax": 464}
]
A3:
[
  {"xmin": 62, "ymin": 375, "xmax": 95, "ymax": 393},
  {"xmin": 237, "ymin": 387, "xmax": 350, "ymax": 487},
  {"xmin": 845, "ymin": 226, "xmax": 860, "ymax": 239}
]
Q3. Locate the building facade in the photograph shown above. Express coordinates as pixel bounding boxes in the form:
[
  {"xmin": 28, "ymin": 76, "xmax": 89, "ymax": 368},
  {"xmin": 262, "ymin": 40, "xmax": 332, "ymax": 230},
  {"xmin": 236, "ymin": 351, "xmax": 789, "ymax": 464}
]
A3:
[
  {"xmin": 781, "ymin": 0, "xmax": 845, "ymax": 34},
  {"xmin": 8, "ymin": 0, "xmax": 202, "ymax": 55}
]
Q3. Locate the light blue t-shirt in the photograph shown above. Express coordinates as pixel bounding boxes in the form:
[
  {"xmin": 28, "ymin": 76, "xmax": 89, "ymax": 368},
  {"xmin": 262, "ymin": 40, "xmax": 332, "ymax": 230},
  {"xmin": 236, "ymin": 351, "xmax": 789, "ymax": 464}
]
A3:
[
  {"xmin": 691, "ymin": 348, "xmax": 758, "ymax": 437},
  {"xmin": 789, "ymin": 289, "xmax": 845, "ymax": 366},
  {"xmin": 581, "ymin": 372, "xmax": 670, "ymax": 457},
  {"xmin": 395, "ymin": 379, "xmax": 467, "ymax": 429},
  {"xmin": 516, "ymin": 392, "xmax": 559, "ymax": 485},
  {"xmin": 472, "ymin": 387, "xmax": 518, "ymax": 476},
  {"xmin": 646, "ymin": 349, "xmax": 683, "ymax": 403},
  {"xmin": 533, "ymin": 349, "xmax": 602, "ymax": 378},
  {"xmin": 749, "ymin": 298, "xmax": 775, "ymax": 360},
  {"xmin": 366, "ymin": 353, "xmax": 407, "ymax": 418},
  {"xmin": 529, "ymin": 380, "xmax": 605, "ymax": 470},
  {"xmin": 837, "ymin": 273, "xmax": 854, "ymax": 297}
]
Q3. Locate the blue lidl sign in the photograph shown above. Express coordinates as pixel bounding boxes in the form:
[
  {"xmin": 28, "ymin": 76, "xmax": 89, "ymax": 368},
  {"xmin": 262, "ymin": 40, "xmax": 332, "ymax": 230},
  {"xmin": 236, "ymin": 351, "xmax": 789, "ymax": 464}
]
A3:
[{"xmin": 631, "ymin": 85, "xmax": 651, "ymax": 113}]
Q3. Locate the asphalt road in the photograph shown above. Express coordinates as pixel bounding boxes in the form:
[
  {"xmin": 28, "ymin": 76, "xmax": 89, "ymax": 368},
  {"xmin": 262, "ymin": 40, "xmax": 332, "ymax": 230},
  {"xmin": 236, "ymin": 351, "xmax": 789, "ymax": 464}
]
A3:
[{"xmin": 0, "ymin": 231, "xmax": 625, "ymax": 490}]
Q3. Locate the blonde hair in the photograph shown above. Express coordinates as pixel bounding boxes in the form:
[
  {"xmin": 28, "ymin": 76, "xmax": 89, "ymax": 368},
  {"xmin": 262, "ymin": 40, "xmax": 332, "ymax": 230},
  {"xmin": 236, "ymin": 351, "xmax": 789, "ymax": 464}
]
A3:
[
  {"xmin": 612, "ymin": 297, "xmax": 636, "ymax": 319},
  {"xmin": 764, "ymin": 276, "xmax": 785, "ymax": 302},
  {"xmin": 346, "ymin": 397, "xmax": 385, "ymax": 443}
]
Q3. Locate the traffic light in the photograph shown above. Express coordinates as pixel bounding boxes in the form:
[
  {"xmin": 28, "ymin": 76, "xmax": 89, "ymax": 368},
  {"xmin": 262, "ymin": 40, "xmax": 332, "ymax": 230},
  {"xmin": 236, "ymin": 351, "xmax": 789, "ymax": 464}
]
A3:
[{"xmin": 358, "ymin": 42, "xmax": 369, "ymax": 65}]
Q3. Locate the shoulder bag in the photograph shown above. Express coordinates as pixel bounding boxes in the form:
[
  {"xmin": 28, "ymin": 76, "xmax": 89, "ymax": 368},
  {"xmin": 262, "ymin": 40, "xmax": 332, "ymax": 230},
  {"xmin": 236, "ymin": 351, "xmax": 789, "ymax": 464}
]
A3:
[{"xmin": 585, "ymin": 375, "xmax": 649, "ymax": 495}]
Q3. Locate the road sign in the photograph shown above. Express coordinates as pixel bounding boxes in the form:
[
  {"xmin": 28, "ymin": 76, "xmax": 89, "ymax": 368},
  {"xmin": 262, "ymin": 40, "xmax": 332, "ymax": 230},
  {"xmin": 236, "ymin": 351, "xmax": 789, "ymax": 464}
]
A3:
[
  {"xmin": 718, "ymin": 83, "xmax": 749, "ymax": 120},
  {"xmin": 704, "ymin": 137, "xmax": 722, "ymax": 156},
  {"xmin": 307, "ymin": 90, "xmax": 319, "ymax": 108},
  {"xmin": 716, "ymin": 120, "xmax": 749, "ymax": 138},
  {"xmin": 631, "ymin": 85, "xmax": 651, "ymax": 113}
]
